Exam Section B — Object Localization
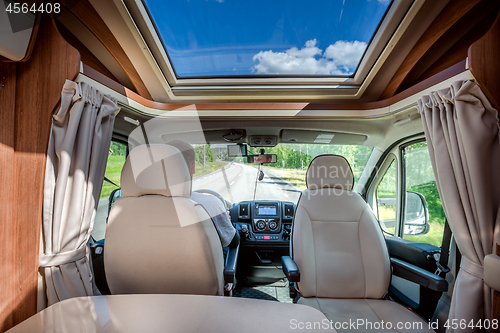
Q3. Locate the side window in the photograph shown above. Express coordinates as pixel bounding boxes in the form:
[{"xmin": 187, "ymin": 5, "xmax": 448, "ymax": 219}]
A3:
[
  {"xmin": 403, "ymin": 142, "xmax": 445, "ymax": 246},
  {"xmin": 101, "ymin": 141, "xmax": 127, "ymax": 199},
  {"xmin": 376, "ymin": 160, "xmax": 396, "ymax": 235},
  {"xmin": 92, "ymin": 141, "xmax": 127, "ymax": 241}
]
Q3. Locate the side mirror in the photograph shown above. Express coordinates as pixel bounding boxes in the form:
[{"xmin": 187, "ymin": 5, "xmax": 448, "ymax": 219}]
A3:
[
  {"xmin": 404, "ymin": 191, "xmax": 430, "ymax": 235},
  {"xmin": 258, "ymin": 170, "xmax": 265, "ymax": 181}
]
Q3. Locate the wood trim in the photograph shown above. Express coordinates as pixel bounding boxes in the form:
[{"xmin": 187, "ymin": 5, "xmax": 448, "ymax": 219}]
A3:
[
  {"xmin": 468, "ymin": 10, "xmax": 500, "ymax": 111},
  {"xmin": 63, "ymin": 0, "xmax": 152, "ymax": 100},
  {"xmin": 84, "ymin": 59, "xmax": 466, "ymax": 112},
  {"xmin": 56, "ymin": 22, "xmax": 119, "ymax": 82},
  {"xmin": 379, "ymin": 0, "xmax": 481, "ymax": 100},
  {"xmin": 414, "ymin": 6, "xmax": 498, "ymax": 85},
  {"xmin": 0, "ymin": 20, "xmax": 80, "ymax": 333},
  {"xmin": 82, "ymin": 64, "xmax": 126, "ymax": 95},
  {"xmin": 0, "ymin": 62, "xmax": 17, "ymax": 333}
]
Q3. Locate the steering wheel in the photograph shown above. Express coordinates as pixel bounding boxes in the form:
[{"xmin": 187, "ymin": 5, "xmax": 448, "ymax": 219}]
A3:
[{"xmin": 193, "ymin": 189, "xmax": 232, "ymax": 211}]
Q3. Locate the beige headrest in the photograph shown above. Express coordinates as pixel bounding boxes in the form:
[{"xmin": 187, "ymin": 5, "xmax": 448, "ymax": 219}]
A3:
[
  {"xmin": 121, "ymin": 144, "xmax": 192, "ymax": 198},
  {"xmin": 306, "ymin": 155, "xmax": 354, "ymax": 191}
]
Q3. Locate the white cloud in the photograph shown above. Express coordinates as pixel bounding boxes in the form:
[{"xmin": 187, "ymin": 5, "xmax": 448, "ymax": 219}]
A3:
[
  {"xmin": 324, "ymin": 40, "xmax": 367, "ymax": 69},
  {"xmin": 378, "ymin": 0, "xmax": 391, "ymax": 4},
  {"xmin": 252, "ymin": 39, "xmax": 367, "ymax": 75}
]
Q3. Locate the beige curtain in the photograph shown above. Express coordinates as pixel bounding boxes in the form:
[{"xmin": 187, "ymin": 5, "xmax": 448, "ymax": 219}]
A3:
[
  {"xmin": 40, "ymin": 80, "xmax": 118, "ymax": 305},
  {"xmin": 418, "ymin": 80, "xmax": 500, "ymax": 332}
]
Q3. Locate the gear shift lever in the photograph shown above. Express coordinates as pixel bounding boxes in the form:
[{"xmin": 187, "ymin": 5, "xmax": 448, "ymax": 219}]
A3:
[{"xmin": 240, "ymin": 224, "xmax": 250, "ymax": 239}]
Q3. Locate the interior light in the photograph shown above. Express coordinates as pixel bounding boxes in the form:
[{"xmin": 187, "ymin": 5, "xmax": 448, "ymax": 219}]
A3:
[{"xmin": 314, "ymin": 134, "xmax": 335, "ymax": 144}]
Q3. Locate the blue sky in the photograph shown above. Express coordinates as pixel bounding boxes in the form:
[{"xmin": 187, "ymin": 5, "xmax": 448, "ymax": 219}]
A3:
[{"xmin": 144, "ymin": 0, "xmax": 391, "ymax": 77}]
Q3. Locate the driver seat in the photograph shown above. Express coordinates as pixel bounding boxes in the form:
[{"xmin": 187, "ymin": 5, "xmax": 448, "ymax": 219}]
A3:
[{"xmin": 104, "ymin": 144, "xmax": 225, "ymax": 295}]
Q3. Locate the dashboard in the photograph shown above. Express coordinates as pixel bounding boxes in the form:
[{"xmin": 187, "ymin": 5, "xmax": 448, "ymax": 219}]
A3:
[
  {"xmin": 229, "ymin": 200, "xmax": 295, "ymax": 244},
  {"xmin": 229, "ymin": 200, "xmax": 296, "ymax": 282}
]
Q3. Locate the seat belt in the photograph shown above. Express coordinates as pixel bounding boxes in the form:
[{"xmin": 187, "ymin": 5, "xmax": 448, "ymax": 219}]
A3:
[
  {"xmin": 104, "ymin": 176, "xmax": 119, "ymax": 188},
  {"xmin": 435, "ymin": 219, "xmax": 452, "ymax": 278}
]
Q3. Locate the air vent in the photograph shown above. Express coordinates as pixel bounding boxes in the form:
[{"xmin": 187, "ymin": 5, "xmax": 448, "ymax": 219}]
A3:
[
  {"xmin": 239, "ymin": 203, "xmax": 250, "ymax": 217},
  {"xmin": 284, "ymin": 204, "xmax": 294, "ymax": 219}
]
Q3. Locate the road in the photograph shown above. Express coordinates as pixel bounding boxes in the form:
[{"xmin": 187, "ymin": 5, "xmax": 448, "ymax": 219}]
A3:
[{"xmin": 192, "ymin": 163, "xmax": 302, "ymax": 204}]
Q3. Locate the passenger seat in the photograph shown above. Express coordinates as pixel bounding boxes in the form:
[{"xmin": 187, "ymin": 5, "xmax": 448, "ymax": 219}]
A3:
[{"xmin": 283, "ymin": 155, "xmax": 433, "ymax": 332}]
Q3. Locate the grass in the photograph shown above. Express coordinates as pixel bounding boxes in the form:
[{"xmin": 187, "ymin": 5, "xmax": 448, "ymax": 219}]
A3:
[
  {"xmin": 265, "ymin": 165, "xmax": 306, "ymax": 172},
  {"xmin": 278, "ymin": 173, "xmax": 307, "ymax": 190},
  {"xmin": 405, "ymin": 220, "xmax": 444, "ymax": 247},
  {"xmin": 101, "ymin": 154, "xmax": 125, "ymax": 198},
  {"xmin": 378, "ymin": 205, "xmax": 396, "ymax": 235},
  {"xmin": 379, "ymin": 204, "xmax": 444, "ymax": 246},
  {"xmin": 194, "ymin": 161, "xmax": 225, "ymax": 177}
]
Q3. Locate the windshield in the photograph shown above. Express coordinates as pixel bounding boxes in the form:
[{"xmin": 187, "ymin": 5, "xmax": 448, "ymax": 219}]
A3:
[{"xmin": 191, "ymin": 144, "xmax": 373, "ymax": 204}]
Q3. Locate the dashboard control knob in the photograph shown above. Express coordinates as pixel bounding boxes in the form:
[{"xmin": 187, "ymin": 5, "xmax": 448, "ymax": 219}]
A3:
[
  {"xmin": 256, "ymin": 220, "xmax": 266, "ymax": 230},
  {"xmin": 268, "ymin": 220, "xmax": 278, "ymax": 230}
]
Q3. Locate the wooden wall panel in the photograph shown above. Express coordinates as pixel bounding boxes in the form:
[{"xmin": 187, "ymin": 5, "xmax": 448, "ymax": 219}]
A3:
[
  {"xmin": 56, "ymin": 21, "xmax": 118, "ymax": 83},
  {"xmin": 379, "ymin": 0, "xmax": 481, "ymax": 100},
  {"xmin": 0, "ymin": 20, "xmax": 80, "ymax": 332},
  {"xmin": 414, "ymin": 7, "xmax": 498, "ymax": 85},
  {"xmin": 469, "ymin": 11, "xmax": 500, "ymax": 111},
  {"xmin": 0, "ymin": 62, "xmax": 17, "ymax": 333},
  {"xmin": 63, "ymin": 0, "xmax": 152, "ymax": 100}
]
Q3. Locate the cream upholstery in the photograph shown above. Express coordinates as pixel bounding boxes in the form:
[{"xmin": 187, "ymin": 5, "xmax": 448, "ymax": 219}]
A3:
[
  {"xmin": 105, "ymin": 144, "xmax": 224, "ymax": 296},
  {"xmin": 298, "ymin": 298, "xmax": 430, "ymax": 333},
  {"xmin": 294, "ymin": 155, "xmax": 390, "ymax": 298},
  {"xmin": 306, "ymin": 155, "xmax": 354, "ymax": 191},
  {"xmin": 292, "ymin": 155, "xmax": 432, "ymax": 332},
  {"xmin": 7, "ymin": 295, "xmax": 335, "ymax": 333},
  {"xmin": 293, "ymin": 189, "xmax": 391, "ymax": 298},
  {"xmin": 121, "ymin": 144, "xmax": 192, "ymax": 198}
]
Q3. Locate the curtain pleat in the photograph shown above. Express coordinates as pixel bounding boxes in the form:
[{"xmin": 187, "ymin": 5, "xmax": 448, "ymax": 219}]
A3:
[
  {"xmin": 41, "ymin": 80, "xmax": 118, "ymax": 305},
  {"xmin": 418, "ymin": 80, "xmax": 500, "ymax": 332}
]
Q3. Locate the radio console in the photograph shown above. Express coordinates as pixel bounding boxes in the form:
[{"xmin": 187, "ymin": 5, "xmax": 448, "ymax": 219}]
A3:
[{"xmin": 253, "ymin": 202, "xmax": 280, "ymax": 233}]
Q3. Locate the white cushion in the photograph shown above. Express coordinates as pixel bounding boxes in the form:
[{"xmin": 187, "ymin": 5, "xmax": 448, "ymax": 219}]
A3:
[
  {"xmin": 105, "ymin": 196, "xmax": 224, "ymax": 295},
  {"xmin": 293, "ymin": 189, "xmax": 391, "ymax": 299},
  {"xmin": 306, "ymin": 155, "xmax": 354, "ymax": 191},
  {"xmin": 298, "ymin": 298, "xmax": 433, "ymax": 332},
  {"xmin": 121, "ymin": 144, "xmax": 191, "ymax": 198}
]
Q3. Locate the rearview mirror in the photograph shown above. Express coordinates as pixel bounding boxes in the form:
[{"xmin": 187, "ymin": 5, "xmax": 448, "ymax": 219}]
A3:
[
  {"xmin": 404, "ymin": 191, "xmax": 430, "ymax": 235},
  {"xmin": 247, "ymin": 154, "xmax": 277, "ymax": 164}
]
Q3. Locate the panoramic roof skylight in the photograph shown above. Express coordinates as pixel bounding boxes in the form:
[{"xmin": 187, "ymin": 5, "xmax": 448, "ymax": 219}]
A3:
[{"xmin": 143, "ymin": 0, "xmax": 392, "ymax": 78}]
